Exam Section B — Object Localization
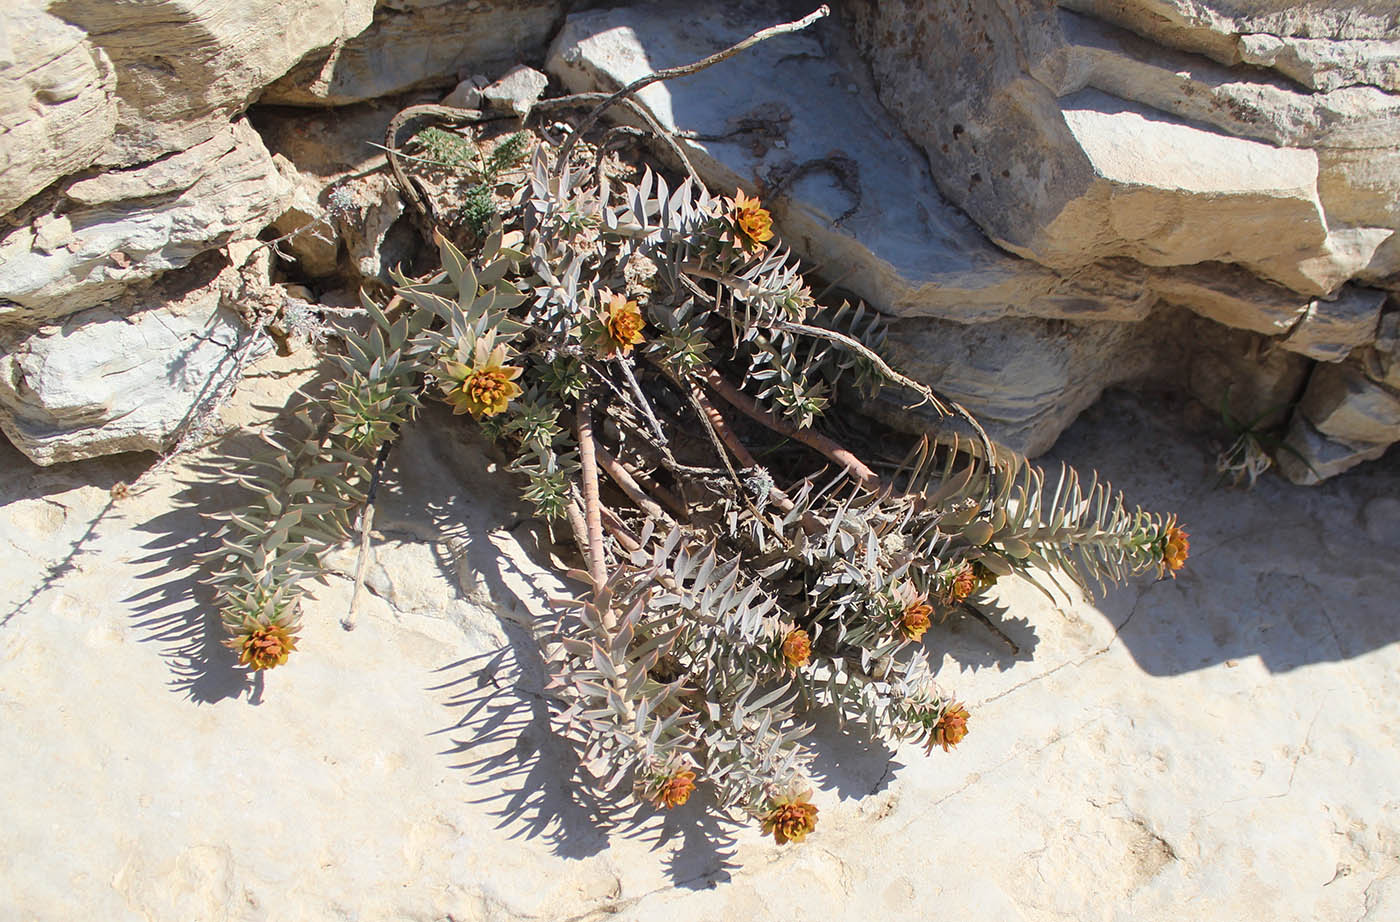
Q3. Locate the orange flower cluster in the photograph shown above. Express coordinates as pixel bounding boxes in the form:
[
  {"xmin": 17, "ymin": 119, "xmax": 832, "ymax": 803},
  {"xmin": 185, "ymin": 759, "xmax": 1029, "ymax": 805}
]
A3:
[
  {"xmin": 900, "ymin": 595, "xmax": 933, "ymax": 642},
  {"xmin": 762, "ymin": 791, "xmax": 818, "ymax": 845},
  {"xmin": 1161, "ymin": 523, "xmax": 1189, "ymax": 576},
  {"xmin": 928, "ymin": 701, "xmax": 970, "ymax": 753},
  {"xmin": 943, "ymin": 563, "xmax": 977, "ymax": 605},
  {"xmin": 781, "ymin": 628, "xmax": 811, "ymax": 669},
  {"xmin": 655, "ymin": 768, "xmax": 697, "ymax": 809},
  {"xmin": 730, "ymin": 189, "xmax": 774, "ymax": 251},
  {"xmin": 441, "ymin": 340, "xmax": 522, "ymax": 419},
  {"xmin": 602, "ymin": 291, "xmax": 646, "ymax": 357},
  {"xmin": 227, "ymin": 621, "xmax": 299, "ymax": 671}
]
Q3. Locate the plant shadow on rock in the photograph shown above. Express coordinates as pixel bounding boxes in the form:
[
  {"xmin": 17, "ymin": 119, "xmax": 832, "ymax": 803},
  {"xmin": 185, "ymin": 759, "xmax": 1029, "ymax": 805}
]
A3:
[
  {"xmin": 413, "ymin": 409, "xmax": 1037, "ymax": 885},
  {"xmin": 0, "ymin": 439, "xmax": 150, "ymax": 629},
  {"xmin": 123, "ymin": 367, "xmax": 338, "ymax": 704},
  {"xmin": 1053, "ymin": 390, "xmax": 1400, "ymax": 677}
]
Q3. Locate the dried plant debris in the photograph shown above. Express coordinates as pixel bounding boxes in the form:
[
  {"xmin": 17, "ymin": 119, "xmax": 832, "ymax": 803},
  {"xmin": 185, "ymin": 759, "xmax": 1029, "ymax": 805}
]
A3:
[{"xmin": 204, "ymin": 7, "xmax": 1187, "ymax": 847}]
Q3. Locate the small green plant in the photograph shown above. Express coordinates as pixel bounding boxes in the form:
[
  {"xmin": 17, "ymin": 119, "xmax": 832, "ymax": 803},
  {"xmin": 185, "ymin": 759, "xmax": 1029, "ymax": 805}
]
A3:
[
  {"xmin": 208, "ymin": 7, "xmax": 1188, "ymax": 848},
  {"xmin": 406, "ymin": 127, "xmax": 530, "ymax": 235}
]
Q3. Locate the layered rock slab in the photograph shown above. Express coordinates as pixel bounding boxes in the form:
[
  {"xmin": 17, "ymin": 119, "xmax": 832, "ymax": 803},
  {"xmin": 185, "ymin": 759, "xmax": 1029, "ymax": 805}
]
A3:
[
  {"xmin": 0, "ymin": 119, "xmax": 293, "ymax": 325},
  {"xmin": 47, "ymin": 0, "xmax": 377, "ymax": 167},
  {"xmin": 0, "ymin": 2, "xmax": 117, "ymax": 216},
  {"xmin": 0, "ymin": 249, "xmax": 273, "ymax": 465},
  {"xmin": 262, "ymin": 0, "xmax": 564, "ymax": 106},
  {"xmin": 545, "ymin": 1, "xmax": 1151, "ymax": 325}
]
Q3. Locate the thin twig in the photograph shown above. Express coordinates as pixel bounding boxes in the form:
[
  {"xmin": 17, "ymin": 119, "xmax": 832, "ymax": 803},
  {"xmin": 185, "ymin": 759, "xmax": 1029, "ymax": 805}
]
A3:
[
  {"xmin": 553, "ymin": 6, "xmax": 829, "ymax": 170},
  {"xmin": 699, "ymin": 365, "xmax": 880, "ymax": 491},
  {"xmin": 534, "ymin": 93, "xmax": 700, "ymax": 184},
  {"xmin": 595, "ymin": 443, "xmax": 670, "ymax": 523},
  {"xmin": 575, "ymin": 395, "xmax": 610, "ymax": 603},
  {"xmin": 343, "ymin": 437, "xmax": 395, "ymax": 630}
]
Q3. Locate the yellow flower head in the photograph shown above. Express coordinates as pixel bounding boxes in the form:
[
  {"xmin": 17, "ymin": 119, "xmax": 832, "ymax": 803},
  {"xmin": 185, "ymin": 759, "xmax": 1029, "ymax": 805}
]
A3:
[
  {"xmin": 1161, "ymin": 522, "xmax": 1189, "ymax": 577},
  {"xmin": 441, "ymin": 336, "xmax": 523, "ymax": 419},
  {"xmin": 893, "ymin": 583, "xmax": 933, "ymax": 642},
  {"xmin": 226, "ymin": 620, "xmax": 299, "ymax": 671},
  {"xmin": 654, "ymin": 768, "xmax": 697, "ymax": 809},
  {"xmin": 762, "ymin": 790, "xmax": 818, "ymax": 845},
  {"xmin": 928, "ymin": 700, "xmax": 970, "ymax": 753},
  {"xmin": 730, "ymin": 189, "xmax": 774, "ymax": 251},
  {"xmin": 601, "ymin": 290, "xmax": 646, "ymax": 357},
  {"xmin": 943, "ymin": 563, "xmax": 978, "ymax": 606},
  {"xmin": 781, "ymin": 628, "xmax": 811, "ymax": 670}
]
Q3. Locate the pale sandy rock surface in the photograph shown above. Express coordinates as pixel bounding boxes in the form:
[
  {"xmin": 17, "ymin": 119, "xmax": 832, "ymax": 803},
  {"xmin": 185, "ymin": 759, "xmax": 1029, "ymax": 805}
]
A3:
[
  {"xmin": 1, "ymin": 354, "xmax": 1397, "ymax": 921},
  {"xmin": 262, "ymin": 0, "xmax": 564, "ymax": 107},
  {"xmin": 0, "ymin": 2, "xmax": 116, "ymax": 215},
  {"xmin": 51, "ymin": 0, "xmax": 377, "ymax": 167},
  {"xmin": 0, "ymin": 119, "xmax": 292, "ymax": 324}
]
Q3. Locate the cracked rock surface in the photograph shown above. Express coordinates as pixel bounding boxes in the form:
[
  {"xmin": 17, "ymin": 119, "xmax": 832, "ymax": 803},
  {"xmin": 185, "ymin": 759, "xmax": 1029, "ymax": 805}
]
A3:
[{"xmin": 1, "ymin": 357, "xmax": 1396, "ymax": 921}]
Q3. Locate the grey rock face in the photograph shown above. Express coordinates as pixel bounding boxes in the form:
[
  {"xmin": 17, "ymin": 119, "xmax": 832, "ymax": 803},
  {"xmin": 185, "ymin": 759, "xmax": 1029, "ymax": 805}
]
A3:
[
  {"xmin": 262, "ymin": 0, "xmax": 564, "ymax": 106},
  {"xmin": 48, "ymin": 0, "xmax": 377, "ymax": 167},
  {"xmin": 0, "ymin": 120, "xmax": 293, "ymax": 326},
  {"xmin": 0, "ymin": 250, "xmax": 272, "ymax": 464},
  {"xmin": 0, "ymin": 3, "xmax": 117, "ymax": 216}
]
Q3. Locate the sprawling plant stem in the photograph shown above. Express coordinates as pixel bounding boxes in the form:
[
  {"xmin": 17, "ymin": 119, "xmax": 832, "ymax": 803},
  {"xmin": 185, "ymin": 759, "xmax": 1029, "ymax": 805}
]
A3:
[{"xmin": 212, "ymin": 7, "xmax": 1187, "ymax": 846}]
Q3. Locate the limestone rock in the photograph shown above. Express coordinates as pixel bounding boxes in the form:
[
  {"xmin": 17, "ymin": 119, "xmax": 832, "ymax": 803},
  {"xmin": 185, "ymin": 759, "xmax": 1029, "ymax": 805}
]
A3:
[
  {"xmin": 869, "ymin": 312, "xmax": 1157, "ymax": 456},
  {"xmin": 0, "ymin": 251, "xmax": 271, "ymax": 464},
  {"xmin": 1182, "ymin": 315, "xmax": 1312, "ymax": 429},
  {"xmin": 262, "ymin": 0, "xmax": 563, "ymax": 106},
  {"xmin": 51, "ymin": 0, "xmax": 377, "ymax": 167},
  {"xmin": 0, "ymin": 119, "xmax": 293, "ymax": 325},
  {"xmin": 1147, "ymin": 263, "xmax": 1310, "ymax": 337},
  {"xmin": 0, "ymin": 3, "xmax": 117, "ymax": 216},
  {"xmin": 1281, "ymin": 285, "xmax": 1386, "ymax": 361},
  {"xmin": 1298, "ymin": 361, "xmax": 1400, "ymax": 445},
  {"xmin": 1277, "ymin": 413, "xmax": 1389, "ymax": 485},
  {"xmin": 1063, "ymin": 1, "xmax": 1400, "ymax": 69},
  {"xmin": 546, "ymin": 3, "xmax": 1150, "ymax": 325},
  {"xmin": 478, "ymin": 64, "xmax": 549, "ymax": 117}
]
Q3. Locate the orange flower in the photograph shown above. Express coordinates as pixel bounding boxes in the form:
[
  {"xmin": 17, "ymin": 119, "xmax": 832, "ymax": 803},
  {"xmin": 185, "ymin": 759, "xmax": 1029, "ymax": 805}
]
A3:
[
  {"xmin": 781, "ymin": 628, "xmax": 811, "ymax": 670},
  {"xmin": 893, "ymin": 584, "xmax": 933, "ymax": 642},
  {"xmin": 928, "ymin": 701, "xmax": 970, "ymax": 753},
  {"xmin": 601, "ymin": 290, "xmax": 646, "ymax": 356},
  {"xmin": 440, "ymin": 338, "xmax": 523, "ymax": 419},
  {"xmin": 762, "ymin": 791, "xmax": 818, "ymax": 845},
  {"xmin": 943, "ymin": 563, "xmax": 977, "ymax": 605},
  {"xmin": 226, "ymin": 620, "xmax": 299, "ymax": 671},
  {"xmin": 654, "ymin": 769, "xmax": 697, "ymax": 809},
  {"xmin": 1161, "ymin": 523, "xmax": 1189, "ymax": 577},
  {"xmin": 731, "ymin": 189, "xmax": 774, "ymax": 251}
]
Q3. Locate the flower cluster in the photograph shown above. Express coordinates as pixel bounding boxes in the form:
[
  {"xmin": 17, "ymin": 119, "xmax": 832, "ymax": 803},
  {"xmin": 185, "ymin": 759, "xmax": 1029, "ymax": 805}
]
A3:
[
  {"xmin": 762, "ymin": 790, "xmax": 818, "ymax": 845},
  {"xmin": 440, "ymin": 335, "xmax": 523, "ymax": 419},
  {"xmin": 225, "ymin": 618, "xmax": 300, "ymax": 671}
]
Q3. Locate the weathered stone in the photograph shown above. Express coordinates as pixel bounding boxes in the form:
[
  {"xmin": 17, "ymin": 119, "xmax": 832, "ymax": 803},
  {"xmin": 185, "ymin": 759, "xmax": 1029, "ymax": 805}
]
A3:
[
  {"xmin": 478, "ymin": 64, "xmax": 549, "ymax": 117},
  {"xmin": 0, "ymin": 251, "xmax": 271, "ymax": 464},
  {"xmin": 1277, "ymin": 412, "xmax": 1389, "ymax": 485},
  {"xmin": 1063, "ymin": 1, "xmax": 1400, "ymax": 68},
  {"xmin": 1051, "ymin": 10, "xmax": 1400, "ymax": 151},
  {"xmin": 1183, "ymin": 314, "xmax": 1312, "ymax": 429},
  {"xmin": 262, "ymin": 0, "xmax": 563, "ymax": 106},
  {"xmin": 847, "ymin": 1, "xmax": 1398, "ymax": 298},
  {"xmin": 1148, "ymin": 263, "xmax": 1310, "ymax": 336},
  {"xmin": 869, "ymin": 312, "xmax": 1157, "ymax": 456},
  {"xmin": 0, "ymin": 120, "xmax": 293, "ymax": 325},
  {"xmin": 1281, "ymin": 285, "xmax": 1386, "ymax": 361},
  {"xmin": 1298, "ymin": 361, "xmax": 1400, "ymax": 445},
  {"xmin": 335, "ymin": 172, "xmax": 409, "ymax": 282},
  {"xmin": 1238, "ymin": 34, "xmax": 1400, "ymax": 93},
  {"xmin": 267, "ymin": 176, "xmax": 343, "ymax": 279},
  {"xmin": 546, "ymin": 3, "xmax": 1151, "ymax": 325},
  {"xmin": 49, "ymin": 0, "xmax": 377, "ymax": 167},
  {"xmin": 0, "ymin": 3, "xmax": 117, "ymax": 216},
  {"xmin": 1317, "ymin": 147, "xmax": 1400, "ymax": 282}
]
